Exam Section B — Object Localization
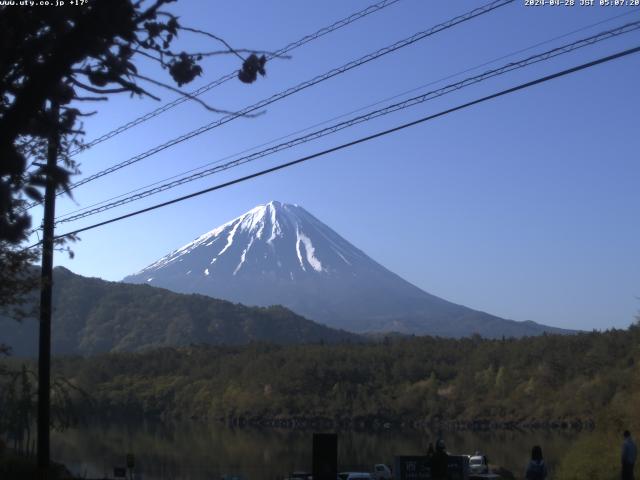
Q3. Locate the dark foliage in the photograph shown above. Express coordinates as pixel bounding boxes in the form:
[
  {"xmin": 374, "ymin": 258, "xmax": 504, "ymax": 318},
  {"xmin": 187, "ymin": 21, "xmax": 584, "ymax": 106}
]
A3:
[
  {"xmin": 36, "ymin": 323, "xmax": 640, "ymax": 428},
  {"xmin": 0, "ymin": 246, "xmax": 38, "ymax": 354},
  {"xmin": 0, "ymin": 0, "xmax": 266, "ymax": 244},
  {"xmin": 0, "ymin": 246, "xmax": 37, "ymax": 321},
  {"xmin": 238, "ymin": 54, "xmax": 267, "ymax": 83},
  {"xmin": 0, "ymin": 1, "xmax": 268, "ymax": 361}
]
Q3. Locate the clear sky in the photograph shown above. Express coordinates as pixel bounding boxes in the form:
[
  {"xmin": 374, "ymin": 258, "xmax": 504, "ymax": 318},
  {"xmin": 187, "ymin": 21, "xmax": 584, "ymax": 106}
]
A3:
[{"xmin": 35, "ymin": 0, "xmax": 640, "ymax": 331}]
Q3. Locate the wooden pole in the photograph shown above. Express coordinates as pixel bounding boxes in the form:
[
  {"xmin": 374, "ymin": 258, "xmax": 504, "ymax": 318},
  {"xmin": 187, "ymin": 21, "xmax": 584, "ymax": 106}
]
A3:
[{"xmin": 37, "ymin": 101, "xmax": 59, "ymax": 476}]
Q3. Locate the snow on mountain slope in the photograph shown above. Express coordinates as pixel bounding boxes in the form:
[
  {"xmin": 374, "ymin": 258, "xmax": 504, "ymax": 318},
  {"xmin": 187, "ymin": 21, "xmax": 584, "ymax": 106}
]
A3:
[
  {"xmin": 123, "ymin": 201, "xmax": 571, "ymax": 337},
  {"xmin": 132, "ymin": 201, "xmax": 367, "ymax": 281}
]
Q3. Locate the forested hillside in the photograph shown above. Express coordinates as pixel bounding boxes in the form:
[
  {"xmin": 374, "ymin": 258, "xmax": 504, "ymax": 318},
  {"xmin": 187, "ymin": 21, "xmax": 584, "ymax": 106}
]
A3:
[
  {"xmin": 0, "ymin": 267, "xmax": 359, "ymax": 356},
  {"xmin": 47, "ymin": 324, "xmax": 639, "ymax": 430}
]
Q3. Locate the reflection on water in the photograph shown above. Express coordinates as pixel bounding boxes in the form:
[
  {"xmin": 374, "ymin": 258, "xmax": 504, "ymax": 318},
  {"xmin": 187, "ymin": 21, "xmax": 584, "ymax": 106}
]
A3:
[{"xmin": 51, "ymin": 421, "xmax": 587, "ymax": 480}]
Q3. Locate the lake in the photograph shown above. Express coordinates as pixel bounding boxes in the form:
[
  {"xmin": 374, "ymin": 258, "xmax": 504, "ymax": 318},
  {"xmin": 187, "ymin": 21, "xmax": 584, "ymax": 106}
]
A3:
[
  {"xmin": 52, "ymin": 422, "xmax": 589, "ymax": 480},
  {"xmin": 51, "ymin": 421, "xmax": 590, "ymax": 480}
]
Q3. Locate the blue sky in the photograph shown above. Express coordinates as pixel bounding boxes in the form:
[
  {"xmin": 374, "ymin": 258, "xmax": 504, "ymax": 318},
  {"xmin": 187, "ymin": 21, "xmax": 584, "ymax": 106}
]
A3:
[{"xmin": 36, "ymin": 0, "xmax": 640, "ymax": 331}]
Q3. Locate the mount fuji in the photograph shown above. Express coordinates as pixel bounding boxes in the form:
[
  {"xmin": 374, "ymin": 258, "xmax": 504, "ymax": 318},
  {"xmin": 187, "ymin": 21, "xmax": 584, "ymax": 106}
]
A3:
[{"xmin": 123, "ymin": 201, "xmax": 569, "ymax": 338}]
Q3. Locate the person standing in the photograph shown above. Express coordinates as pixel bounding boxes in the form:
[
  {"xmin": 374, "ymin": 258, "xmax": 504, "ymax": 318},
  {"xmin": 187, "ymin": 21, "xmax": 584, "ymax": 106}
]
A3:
[
  {"xmin": 431, "ymin": 439, "xmax": 448, "ymax": 480},
  {"xmin": 426, "ymin": 442, "xmax": 435, "ymax": 459},
  {"xmin": 622, "ymin": 430, "xmax": 638, "ymax": 480},
  {"xmin": 525, "ymin": 445, "xmax": 548, "ymax": 480}
]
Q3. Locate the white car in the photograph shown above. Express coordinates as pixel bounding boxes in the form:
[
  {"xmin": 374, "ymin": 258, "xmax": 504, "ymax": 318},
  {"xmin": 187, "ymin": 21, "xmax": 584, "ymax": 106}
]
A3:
[
  {"xmin": 287, "ymin": 472, "xmax": 312, "ymax": 480},
  {"xmin": 468, "ymin": 455, "xmax": 489, "ymax": 475},
  {"xmin": 339, "ymin": 472, "xmax": 372, "ymax": 480}
]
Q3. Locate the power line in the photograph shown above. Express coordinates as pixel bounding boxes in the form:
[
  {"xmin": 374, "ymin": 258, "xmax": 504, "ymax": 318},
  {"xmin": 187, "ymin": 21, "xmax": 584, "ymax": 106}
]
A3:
[
  {"xmin": 36, "ymin": 44, "xmax": 639, "ymax": 247},
  {"xmin": 54, "ymin": 9, "xmax": 640, "ymax": 223},
  {"xmin": 52, "ymin": 21, "xmax": 640, "ymax": 226},
  {"xmin": 68, "ymin": 0, "xmax": 513, "ymax": 185},
  {"xmin": 22, "ymin": 0, "xmax": 513, "ymax": 211},
  {"xmin": 70, "ymin": 0, "xmax": 403, "ymax": 156}
]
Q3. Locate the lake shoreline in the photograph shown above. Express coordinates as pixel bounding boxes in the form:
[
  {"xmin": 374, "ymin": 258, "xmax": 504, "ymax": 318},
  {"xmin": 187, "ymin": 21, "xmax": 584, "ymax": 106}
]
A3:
[
  {"xmin": 219, "ymin": 415, "xmax": 597, "ymax": 431},
  {"xmin": 102, "ymin": 412, "xmax": 596, "ymax": 432}
]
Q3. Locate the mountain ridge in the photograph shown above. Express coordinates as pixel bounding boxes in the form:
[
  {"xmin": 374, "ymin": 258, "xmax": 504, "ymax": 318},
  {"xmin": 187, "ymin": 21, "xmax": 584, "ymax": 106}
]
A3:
[{"xmin": 0, "ymin": 266, "xmax": 361, "ymax": 357}]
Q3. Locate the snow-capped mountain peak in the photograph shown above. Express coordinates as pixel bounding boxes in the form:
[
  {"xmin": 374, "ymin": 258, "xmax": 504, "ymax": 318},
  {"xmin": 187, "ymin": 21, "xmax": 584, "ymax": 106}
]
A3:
[
  {"xmin": 131, "ymin": 201, "xmax": 364, "ymax": 281},
  {"xmin": 124, "ymin": 201, "xmax": 568, "ymax": 338}
]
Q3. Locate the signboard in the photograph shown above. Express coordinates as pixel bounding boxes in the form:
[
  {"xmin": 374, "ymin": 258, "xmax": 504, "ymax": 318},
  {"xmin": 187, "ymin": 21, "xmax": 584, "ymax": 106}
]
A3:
[
  {"xmin": 394, "ymin": 455, "xmax": 469, "ymax": 480},
  {"xmin": 447, "ymin": 456, "xmax": 469, "ymax": 480},
  {"xmin": 114, "ymin": 467, "xmax": 127, "ymax": 478},
  {"xmin": 394, "ymin": 456, "xmax": 432, "ymax": 480},
  {"xmin": 312, "ymin": 433, "xmax": 337, "ymax": 480}
]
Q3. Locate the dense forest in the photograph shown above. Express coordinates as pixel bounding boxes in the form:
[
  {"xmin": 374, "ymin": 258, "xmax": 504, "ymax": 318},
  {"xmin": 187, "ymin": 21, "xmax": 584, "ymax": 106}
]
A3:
[
  {"xmin": 2, "ymin": 323, "xmax": 639, "ymax": 479},
  {"xmin": 36, "ymin": 323, "xmax": 640, "ymax": 431}
]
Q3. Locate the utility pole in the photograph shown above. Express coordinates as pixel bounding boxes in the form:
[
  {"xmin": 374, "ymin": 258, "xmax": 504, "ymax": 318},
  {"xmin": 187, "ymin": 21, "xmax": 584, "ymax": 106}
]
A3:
[{"xmin": 37, "ymin": 101, "xmax": 59, "ymax": 477}]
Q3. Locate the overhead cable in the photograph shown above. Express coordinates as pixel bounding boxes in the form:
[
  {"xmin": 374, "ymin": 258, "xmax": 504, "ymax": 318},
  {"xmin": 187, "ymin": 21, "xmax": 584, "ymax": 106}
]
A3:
[
  {"xmin": 53, "ymin": 21, "xmax": 640, "ymax": 225},
  {"xmin": 34, "ymin": 44, "xmax": 639, "ymax": 246},
  {"xmin": 70, "ymin": 0, "xmax": 404, "ymax": 156},
  {"xmin": 22, "ymin": 0, "xmax": 513, "ymax": 212},
  {"xmin": 53, "ymin": 9, "xmax": 640, "ymax": 222}
]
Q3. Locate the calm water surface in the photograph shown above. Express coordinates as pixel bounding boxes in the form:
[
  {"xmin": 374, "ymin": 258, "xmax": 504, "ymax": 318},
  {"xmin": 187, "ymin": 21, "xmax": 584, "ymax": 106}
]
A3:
[{"xmin": 51, "ymin": 421, "xmax": 588, "ymax": 480}]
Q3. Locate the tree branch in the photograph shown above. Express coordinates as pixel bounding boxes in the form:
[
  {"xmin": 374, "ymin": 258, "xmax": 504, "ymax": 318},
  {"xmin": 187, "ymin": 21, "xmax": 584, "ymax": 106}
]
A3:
[
  {"xmin": 135, "ymin": 0, "xmax": 175, "ymax": 23},
  {"xmin": 194, "ymin": 49, "xmax": 289, "ymax": 58},
  {"xmin": 133, "ymin": 48, "xmax": 169, "ymax": 67},
  {"xmin": 69, "ymin": 78, "xmax": 131, "ymax": 95},
  {"xmin": 61, "ymin": 107, "xmax": 97, "ymax": 117},
  {"xmin": 73, "ymin": 95, "xmax": 109, "ymax": 102},
  {"xmin": 178, "ymin": 26, "xmax": 245, "ymax": 62},
  {"xmin": 70, "ymin": 77, "xmax": 160, "ymax": 101},
  {"xmin": 132, "ymin": 72, "xmax": 263, "ymax": 117}
]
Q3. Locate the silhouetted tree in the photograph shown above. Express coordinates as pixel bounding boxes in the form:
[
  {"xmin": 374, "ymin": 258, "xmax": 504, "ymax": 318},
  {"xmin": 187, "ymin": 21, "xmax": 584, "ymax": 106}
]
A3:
[
  {"xmin": 0, "ymin": 364, "xmax": 93, "ymax": 454},
  {"xmin": 0, "ymin": 245, "xmax": 38, "ymax": 354},
  {"xmin": 0, "ymin": 1, "xmax": 269, "ymax": 353},
  {"xmin": 0, "ymin": 0, "xmax": 267, "ymax": 245}
]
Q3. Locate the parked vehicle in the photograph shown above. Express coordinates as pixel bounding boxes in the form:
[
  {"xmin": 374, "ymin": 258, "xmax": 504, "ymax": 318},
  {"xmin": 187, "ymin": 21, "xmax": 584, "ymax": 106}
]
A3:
[
  {"xmin": 372, "ymin": 464, "xmax": 392, "ymax": 480},
  {"xmin": 287, "ymin": 472, "xmax": 312, "ymax": 480},
  {"xmin": 339, "ymin": 472, "xmax": 372, "ymax": 480},
  {"xmin": 468, "ymin": 455, "xmax": 489, "ymax": 475}
]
